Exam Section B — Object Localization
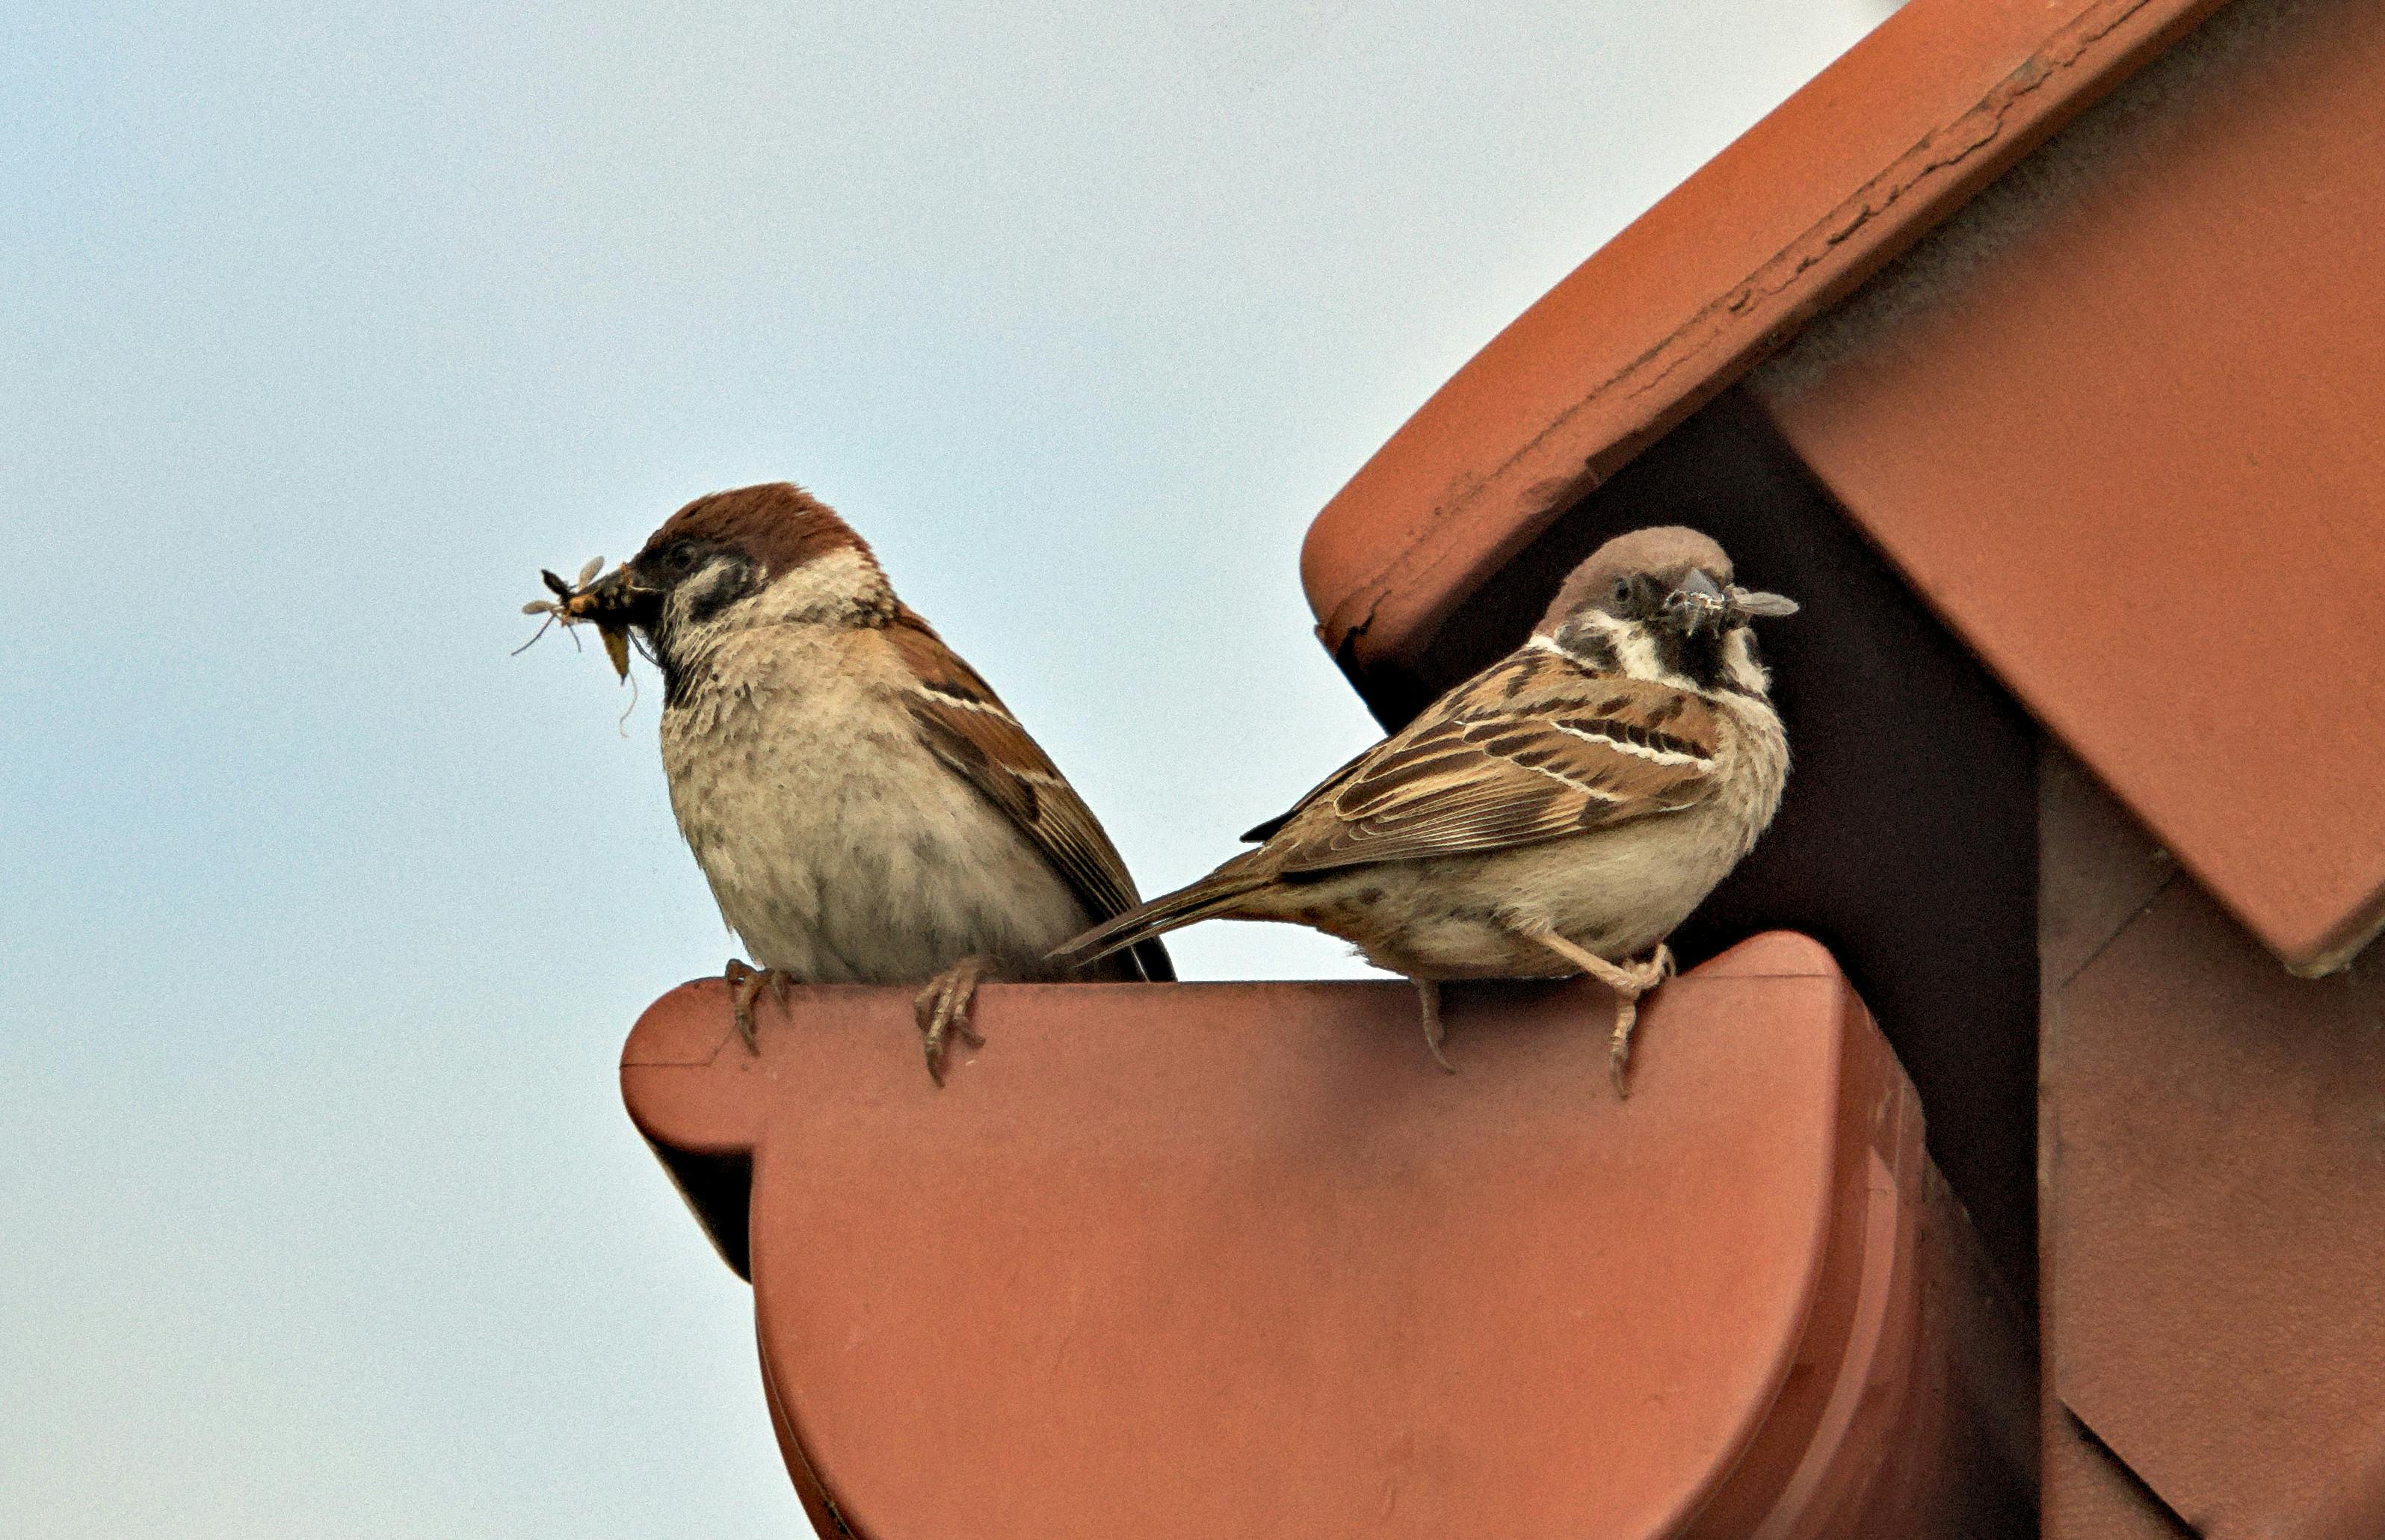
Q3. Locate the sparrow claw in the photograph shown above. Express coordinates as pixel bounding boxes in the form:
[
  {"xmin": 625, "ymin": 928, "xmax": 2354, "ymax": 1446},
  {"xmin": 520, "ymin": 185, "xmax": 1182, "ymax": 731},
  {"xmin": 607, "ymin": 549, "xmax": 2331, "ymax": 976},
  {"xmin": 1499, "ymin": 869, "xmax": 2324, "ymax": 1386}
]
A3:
[
  {"xmin": 1413, "ymin": 977, "xmax": 1458, "ymax": 1074},
  {"xmin": 1608, "ymin": 993, "xmax": 1640, "ymax": 1099},
  {"xmin": 913, "ymin": 957, "xmax": 993, "ymax": 1087},
  {"xmin": 1603, "ymin": 948, "xmax": 1672, "ymax": 1098},
  {"xmin": 1513, "ymin": 924, "xmax": 1672, "ymax": 1098},
  {"xmin": 723, "ymin": 959, "xmax": 793, "ymax": 1054}
]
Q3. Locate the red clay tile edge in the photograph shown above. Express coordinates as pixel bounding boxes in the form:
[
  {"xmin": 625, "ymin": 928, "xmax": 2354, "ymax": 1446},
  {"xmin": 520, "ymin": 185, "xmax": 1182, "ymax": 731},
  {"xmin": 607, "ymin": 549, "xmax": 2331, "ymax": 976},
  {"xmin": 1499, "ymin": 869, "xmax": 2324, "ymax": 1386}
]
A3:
[
  {"xmin": 1300, "ymin": 0, "xmax": 2224, "ymax": 677},
  {"xmin": 621, "ymin": 937, "xmax": 2033, "ymax": 1539}
]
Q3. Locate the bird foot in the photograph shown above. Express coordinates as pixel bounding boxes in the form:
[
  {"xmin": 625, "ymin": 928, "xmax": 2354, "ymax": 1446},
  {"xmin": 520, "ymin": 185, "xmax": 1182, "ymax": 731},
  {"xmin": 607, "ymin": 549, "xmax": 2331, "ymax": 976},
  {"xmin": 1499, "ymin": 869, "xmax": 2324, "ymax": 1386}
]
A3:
[
  {"xmin": 913, "ymin": 957, "xmax": 993, "ymax": 1087},
  {"xmin": 1517, "ymin": 927, "xmax": 1676, "ymax": 1098},
  {"xmin": 1607, "ymin": 995, "xmax": 1641, "ymax": 1098},
  {"xmin": 1586, "ymin": 945, "xmax": 1673, "ymax": 1098},
  {"xmin": 722, "ymin": 959, "xmax": 794, "ymax": 1054},
  {"xmin": 1413, "ymin": 977, "xmax": 1457, "ymax": 1074}
]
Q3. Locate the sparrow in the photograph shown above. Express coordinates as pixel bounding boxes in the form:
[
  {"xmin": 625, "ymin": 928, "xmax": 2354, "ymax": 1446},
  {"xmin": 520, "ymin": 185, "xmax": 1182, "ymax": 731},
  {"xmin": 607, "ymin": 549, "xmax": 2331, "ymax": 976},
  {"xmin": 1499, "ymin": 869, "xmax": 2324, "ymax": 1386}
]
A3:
[
  {"xmin": 1054, "ymin": 526, "xmax": 1795, "ymax": 1095},
  {"xmin": 551, "ymin": 482, "xmax": 1173, "ymax": 1082}
]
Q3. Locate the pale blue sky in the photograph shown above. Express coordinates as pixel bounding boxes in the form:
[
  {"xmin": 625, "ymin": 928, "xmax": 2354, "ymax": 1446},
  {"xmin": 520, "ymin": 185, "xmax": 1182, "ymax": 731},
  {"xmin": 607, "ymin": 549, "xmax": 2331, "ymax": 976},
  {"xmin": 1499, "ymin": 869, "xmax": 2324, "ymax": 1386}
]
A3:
[{"xmin": 4, "ymin": 3, "xmax": 1896, "ymax": 1533}]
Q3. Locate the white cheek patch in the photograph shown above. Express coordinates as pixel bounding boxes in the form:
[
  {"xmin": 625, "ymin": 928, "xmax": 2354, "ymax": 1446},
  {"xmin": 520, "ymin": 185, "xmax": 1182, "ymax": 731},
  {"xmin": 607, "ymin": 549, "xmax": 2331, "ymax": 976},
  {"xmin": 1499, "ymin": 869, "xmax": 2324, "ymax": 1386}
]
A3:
[
  {"xmin": 1608, "ymin": 625, "xmax": 1662, "ymax": 678},
  {"xmin": 659, "ymin": 567, "xmax": 741, "ymax": 655},
  {"xmin": 667, "ymin": 563, "xmax": 744, "ymax": 626},
  {"xmin": 1588, "ymin": 616, "xmax": 1699, "ymax": 692},
  {"xmin": 1723, "ymin": 629, "xmax": 1771, "ymax": 695},
  {"xmin": 738, "ymin": 547, "xmax": 882, "ymax": 627},
  {"xmin": 667, "ymin": 547, "xmax": 888, "ymax": 646}
]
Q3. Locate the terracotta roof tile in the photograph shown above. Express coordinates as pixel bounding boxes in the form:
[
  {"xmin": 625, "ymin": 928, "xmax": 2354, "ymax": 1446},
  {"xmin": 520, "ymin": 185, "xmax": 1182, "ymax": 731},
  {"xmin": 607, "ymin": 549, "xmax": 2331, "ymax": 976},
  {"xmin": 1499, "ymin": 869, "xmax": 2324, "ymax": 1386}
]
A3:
[
  {"xmin": 622, "ymin": 938, "xmax": 2034, "ymax": 1539},
  {"xmin": 1301, "ymin": 0, "xmax": 2221, "ymax": 675},
  {"xmin": 1754, "ymin": 0, "xmax": 2385, "ymax": 972},
  {"xmin": 2046, "ymin": 758, "xmax": 2385, "ymax": 1537}
]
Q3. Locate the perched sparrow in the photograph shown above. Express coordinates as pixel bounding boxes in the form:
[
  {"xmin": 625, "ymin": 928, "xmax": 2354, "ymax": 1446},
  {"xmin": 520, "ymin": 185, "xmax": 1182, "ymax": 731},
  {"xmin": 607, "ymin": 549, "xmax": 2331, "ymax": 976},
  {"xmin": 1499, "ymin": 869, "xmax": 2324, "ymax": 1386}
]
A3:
[
  {"xmin": 557, "ymin": 483, "xmax": 1172, "ymax": 1081},
  {"xmin": 1055, "ymin": 527, "xmax": 1794, "ymax": 1095}
]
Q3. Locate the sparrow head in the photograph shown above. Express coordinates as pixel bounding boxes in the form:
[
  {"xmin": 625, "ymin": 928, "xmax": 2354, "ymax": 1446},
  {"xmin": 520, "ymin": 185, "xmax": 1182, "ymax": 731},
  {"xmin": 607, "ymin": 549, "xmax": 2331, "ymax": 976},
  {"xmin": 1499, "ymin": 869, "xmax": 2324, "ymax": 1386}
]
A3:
[
  {"xmin": 572, "ymin": 482, "xmax": 892, "ymax": 681},
  {"xmin": 1536, "ymin": 526, "xmax": 1797, "ymax": 689}
]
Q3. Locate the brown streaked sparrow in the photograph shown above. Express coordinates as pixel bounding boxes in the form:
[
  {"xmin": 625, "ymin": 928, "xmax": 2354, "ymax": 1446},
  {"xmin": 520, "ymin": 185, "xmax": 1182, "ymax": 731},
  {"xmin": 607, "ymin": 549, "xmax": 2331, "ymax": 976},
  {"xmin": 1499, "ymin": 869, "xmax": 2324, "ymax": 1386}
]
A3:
[
  {"xmin": 552, "ymin": 482, "xmax": 1173, "ymax": 1082},
  {"xmin": 1054, "ymin": 526, "xmax": 1794, "ymax": 1095}
]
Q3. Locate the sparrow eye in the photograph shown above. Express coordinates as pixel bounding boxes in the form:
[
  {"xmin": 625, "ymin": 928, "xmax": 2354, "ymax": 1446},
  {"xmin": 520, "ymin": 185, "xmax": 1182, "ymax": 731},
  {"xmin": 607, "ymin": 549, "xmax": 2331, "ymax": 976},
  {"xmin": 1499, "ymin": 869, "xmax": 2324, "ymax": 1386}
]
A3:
[
  {"xmin": 665, "ymin": 540, "xmax": 700, "ymax": 572},
  {"xmin": 1611, "ymin": 578, "xmax": 1632, "ymax": 606}
]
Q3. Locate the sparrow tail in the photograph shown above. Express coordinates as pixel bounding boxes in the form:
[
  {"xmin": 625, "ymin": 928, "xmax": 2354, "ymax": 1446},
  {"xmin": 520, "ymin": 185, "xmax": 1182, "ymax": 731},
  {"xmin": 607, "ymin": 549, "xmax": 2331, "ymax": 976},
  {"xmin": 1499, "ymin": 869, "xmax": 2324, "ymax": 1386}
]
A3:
[{"xmin": 1052, "ymin": 869, "xmax": 1268, "ymax": 972}]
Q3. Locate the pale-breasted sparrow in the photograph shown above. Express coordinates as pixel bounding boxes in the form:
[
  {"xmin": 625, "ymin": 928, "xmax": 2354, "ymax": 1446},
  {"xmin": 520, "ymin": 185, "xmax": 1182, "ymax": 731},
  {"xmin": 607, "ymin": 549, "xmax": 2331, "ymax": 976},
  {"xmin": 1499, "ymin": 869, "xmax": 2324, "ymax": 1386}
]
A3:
[
  {"xmin": 1054, "ymin": 526, "xmax": 1793, "ymax": 1094},
  {"xmin": 547, "ymin": 483, "xmax": 1172, "ymax": 1081}
]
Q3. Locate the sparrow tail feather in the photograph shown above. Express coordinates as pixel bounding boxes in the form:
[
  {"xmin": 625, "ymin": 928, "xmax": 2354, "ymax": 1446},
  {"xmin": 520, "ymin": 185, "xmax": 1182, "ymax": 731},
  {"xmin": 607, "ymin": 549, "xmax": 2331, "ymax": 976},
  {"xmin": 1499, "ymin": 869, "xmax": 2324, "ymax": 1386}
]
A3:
[{"xmin": 1051, "ymin": 870, "xmax": 1268, "ymax": 972}]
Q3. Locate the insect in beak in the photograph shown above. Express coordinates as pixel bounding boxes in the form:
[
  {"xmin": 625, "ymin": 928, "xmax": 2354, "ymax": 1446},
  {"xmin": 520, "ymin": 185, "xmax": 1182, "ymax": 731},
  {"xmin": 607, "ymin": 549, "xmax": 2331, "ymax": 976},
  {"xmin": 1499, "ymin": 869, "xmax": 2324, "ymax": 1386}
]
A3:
[
  {"xmin": 518, "ymin": 557, "xmax": 637, "ymax": 677},
  {"xmin": 1664, "ymin": 569, "xmax": 1732, "ymax": 634},
  {"xmin": 1726, "ymin": 586, "xmax": 1799, "ymax": 621}
]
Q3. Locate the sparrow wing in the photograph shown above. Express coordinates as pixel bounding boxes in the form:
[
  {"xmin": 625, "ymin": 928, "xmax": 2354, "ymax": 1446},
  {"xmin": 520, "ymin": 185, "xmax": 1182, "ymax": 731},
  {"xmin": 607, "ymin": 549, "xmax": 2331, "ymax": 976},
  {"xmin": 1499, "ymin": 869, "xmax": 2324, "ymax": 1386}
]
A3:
[
  {"xmin": 886, "ymin": 610, "xmax": 1176, "ymax": 982},
  {"xmin": 1262, "ymin": 644, "xmax": 1723, "ymax": 874}
]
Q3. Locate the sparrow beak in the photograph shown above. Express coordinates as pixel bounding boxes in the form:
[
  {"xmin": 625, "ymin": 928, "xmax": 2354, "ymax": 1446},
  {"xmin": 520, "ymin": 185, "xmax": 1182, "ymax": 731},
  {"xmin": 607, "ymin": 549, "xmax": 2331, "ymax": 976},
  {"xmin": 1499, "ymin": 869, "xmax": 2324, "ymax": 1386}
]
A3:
[
  {"xmin": 566, "ymin": 564, "xmax": 664, "ymax": 679},
  {"xmin": 1664, "ymin": 568, "xmax": 1731, "ymax": 634}
]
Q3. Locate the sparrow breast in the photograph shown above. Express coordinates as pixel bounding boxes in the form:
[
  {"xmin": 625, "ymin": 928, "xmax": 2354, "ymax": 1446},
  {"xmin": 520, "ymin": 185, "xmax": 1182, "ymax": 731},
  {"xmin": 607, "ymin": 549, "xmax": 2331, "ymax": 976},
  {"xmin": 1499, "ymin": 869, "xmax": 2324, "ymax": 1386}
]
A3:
[{"xmin": 660, "ymin": 622, "xmax": 1095, "ymax": 983}]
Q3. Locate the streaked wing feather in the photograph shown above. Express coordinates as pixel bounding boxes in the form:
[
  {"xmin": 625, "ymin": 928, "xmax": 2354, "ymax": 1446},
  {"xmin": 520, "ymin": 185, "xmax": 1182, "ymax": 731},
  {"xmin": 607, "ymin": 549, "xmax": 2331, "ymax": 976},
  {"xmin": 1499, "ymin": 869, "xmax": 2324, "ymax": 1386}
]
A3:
[
  {"xmin": 887, "ymin": 611, "xmax": 1173, "ymax": 980},
  {"xmin": 1268, "ymin": 647, "xmax": 1720, "ymax": 874}
]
